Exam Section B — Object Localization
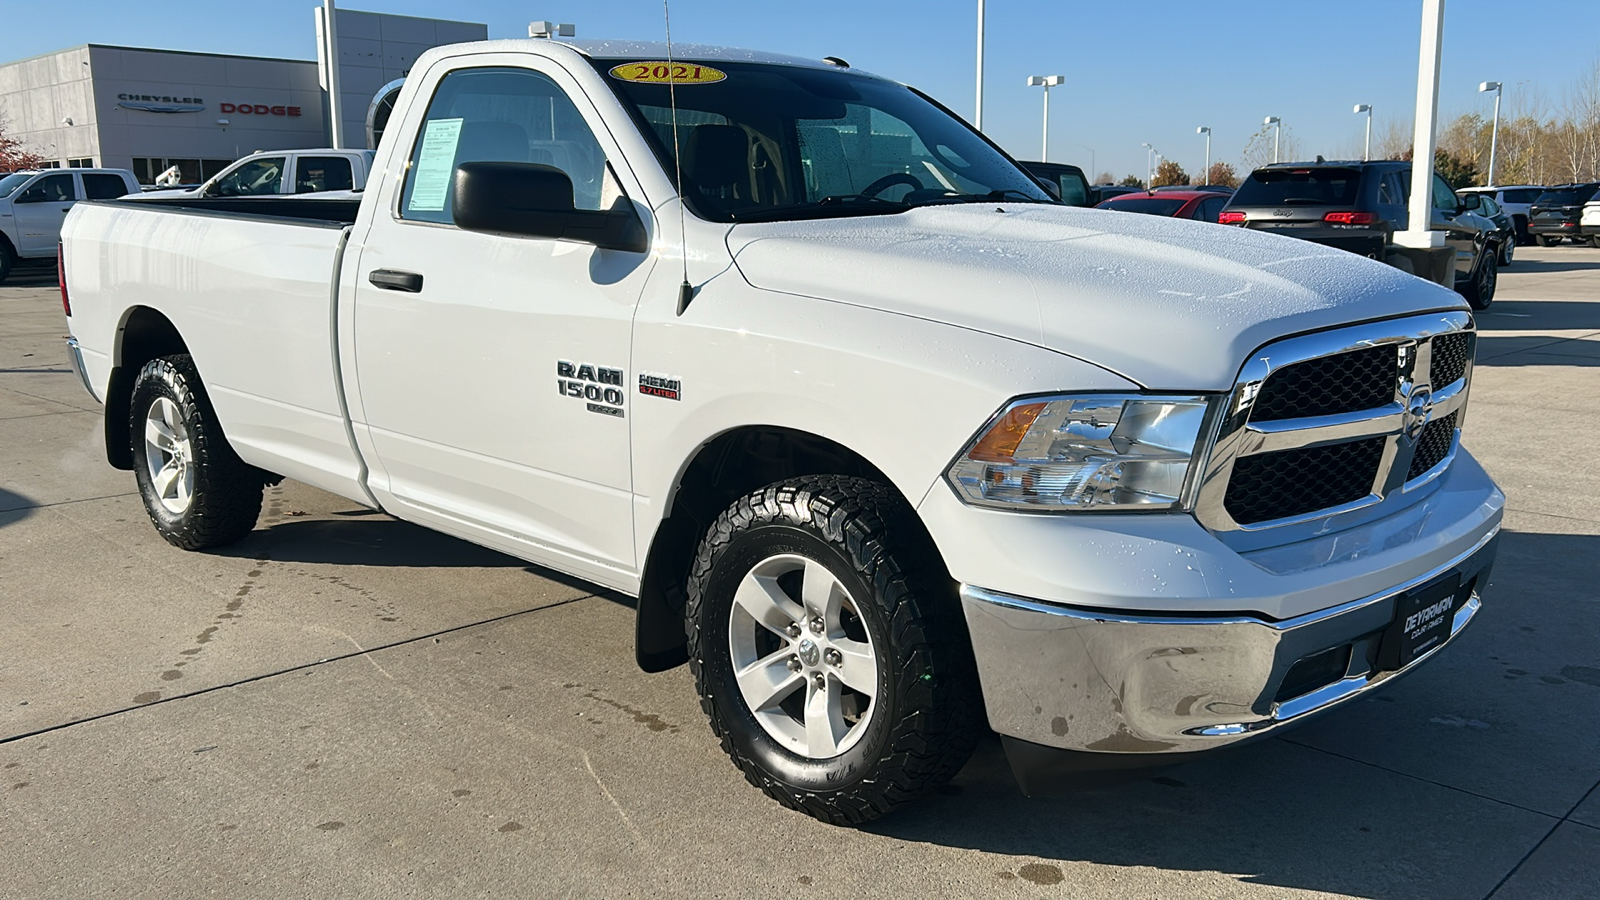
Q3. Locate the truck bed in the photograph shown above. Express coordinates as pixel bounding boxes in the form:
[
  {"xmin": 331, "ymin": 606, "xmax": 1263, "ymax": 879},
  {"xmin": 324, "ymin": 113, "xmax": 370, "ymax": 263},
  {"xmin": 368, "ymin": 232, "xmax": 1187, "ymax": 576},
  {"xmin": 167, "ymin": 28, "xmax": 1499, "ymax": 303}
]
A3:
[{"xmin": 62, "ymin": 198, "xmax": 368, "ymax": 503}]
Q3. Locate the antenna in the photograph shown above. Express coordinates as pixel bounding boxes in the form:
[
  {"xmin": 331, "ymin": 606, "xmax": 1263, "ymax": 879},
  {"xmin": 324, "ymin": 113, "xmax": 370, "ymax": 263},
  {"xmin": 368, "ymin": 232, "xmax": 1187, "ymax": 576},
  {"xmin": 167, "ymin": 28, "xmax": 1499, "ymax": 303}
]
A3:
[{"xmin": 663, "ymin": 0, "xmax": 694, "ymax": 315}]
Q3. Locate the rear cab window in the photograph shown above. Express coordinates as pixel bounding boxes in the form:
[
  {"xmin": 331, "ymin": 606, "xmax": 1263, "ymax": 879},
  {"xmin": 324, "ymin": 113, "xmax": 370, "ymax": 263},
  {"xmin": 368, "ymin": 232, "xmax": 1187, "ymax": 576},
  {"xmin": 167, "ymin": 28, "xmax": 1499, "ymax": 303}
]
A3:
[
  {"xmin": 294, "ymin": 156, "xmax": 355, "ymax": 193},
  {"xmin": 1231, "ymin": 167, "xmax": 1363, "ymax": 207},
  {"xmin": 83, "ymin": 173, "xmax": 131, "ymax": 200}
]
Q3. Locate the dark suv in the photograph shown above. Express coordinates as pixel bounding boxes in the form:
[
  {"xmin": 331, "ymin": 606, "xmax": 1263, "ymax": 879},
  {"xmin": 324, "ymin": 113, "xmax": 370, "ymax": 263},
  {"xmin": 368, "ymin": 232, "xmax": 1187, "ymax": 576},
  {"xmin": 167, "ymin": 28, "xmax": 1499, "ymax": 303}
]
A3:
[
  {"xmin": 1220, "ymin": 160, "xmax": 1501, "ymax": 308},
  {"xmin": 1528, "ymin": 183, "xmax": 1600, "ymax": 245},
  {"xmin": 1017, "ymin": 161, "xmax": 1093, "ymax": 207}
]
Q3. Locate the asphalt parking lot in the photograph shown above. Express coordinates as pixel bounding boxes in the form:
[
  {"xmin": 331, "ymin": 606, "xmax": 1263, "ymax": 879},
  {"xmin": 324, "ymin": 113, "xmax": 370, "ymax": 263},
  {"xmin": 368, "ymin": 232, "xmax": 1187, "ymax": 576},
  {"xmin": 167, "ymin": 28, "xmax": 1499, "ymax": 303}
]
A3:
[{"xmin": 2, "ymin": 247, "xmax": 1597, "ymax": 899}]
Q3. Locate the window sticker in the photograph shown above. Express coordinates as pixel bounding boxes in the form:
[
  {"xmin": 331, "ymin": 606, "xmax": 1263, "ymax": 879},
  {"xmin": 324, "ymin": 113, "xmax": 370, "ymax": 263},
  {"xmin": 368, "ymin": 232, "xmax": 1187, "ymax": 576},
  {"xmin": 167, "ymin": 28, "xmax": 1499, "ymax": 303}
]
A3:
[
  {"xmin": 408, "ymin": 117, "xmax": 464, "ymax": 212},
  {"xmin": 608, "ymin": 62, "xmax": 727, "ymax": 85}
]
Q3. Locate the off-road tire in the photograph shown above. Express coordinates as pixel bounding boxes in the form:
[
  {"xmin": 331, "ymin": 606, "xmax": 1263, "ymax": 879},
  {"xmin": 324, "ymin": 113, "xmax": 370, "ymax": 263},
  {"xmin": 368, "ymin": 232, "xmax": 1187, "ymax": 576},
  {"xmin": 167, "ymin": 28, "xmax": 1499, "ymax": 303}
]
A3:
[
  {"xmin": 686, "ymin": 476, "xmax": 982, "ymax": 825},
  {"xmin": 1459, "ymin": 249, "xmax": 1496, "ymax": 310},
  {"xmin": 130, "ymin": 354, "xmax": 263, "ymax": 549}
]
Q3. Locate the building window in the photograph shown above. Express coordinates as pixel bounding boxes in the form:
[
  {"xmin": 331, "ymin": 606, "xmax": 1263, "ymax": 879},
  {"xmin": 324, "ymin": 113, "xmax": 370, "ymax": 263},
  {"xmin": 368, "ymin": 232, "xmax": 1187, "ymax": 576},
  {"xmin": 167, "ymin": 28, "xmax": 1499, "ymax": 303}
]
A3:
[
  {"xmin": 36, "ymin": 160, "xmax": 61, "ymax": 169},
  {"xmin": 67, "ymin": 157, "xmax": 94, "ymax": 168}
]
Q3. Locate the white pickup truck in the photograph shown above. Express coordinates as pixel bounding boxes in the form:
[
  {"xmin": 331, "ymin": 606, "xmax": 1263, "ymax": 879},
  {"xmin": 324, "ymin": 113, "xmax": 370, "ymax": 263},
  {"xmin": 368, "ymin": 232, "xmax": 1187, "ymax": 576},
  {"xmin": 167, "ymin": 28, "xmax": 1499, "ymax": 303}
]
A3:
[
  {"xmin": 135, "ymin": 148, "xmax": 375, "ymax": 200},
  {"xmin": 0, "ymin": 167, "xmax": 140, "ymax": 282},
  {"xmin": 59, "ymin": 39, "xmax": 1503, "ymax": 824}
]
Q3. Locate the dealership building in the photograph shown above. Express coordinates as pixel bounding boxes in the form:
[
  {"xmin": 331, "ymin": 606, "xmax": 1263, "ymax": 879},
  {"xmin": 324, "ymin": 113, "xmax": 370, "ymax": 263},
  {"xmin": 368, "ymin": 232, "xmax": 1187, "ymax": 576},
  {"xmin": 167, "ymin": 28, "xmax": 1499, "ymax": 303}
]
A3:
[{"xmin": 0, "ymin": 6, "xmax": 485, "ymax": 183}]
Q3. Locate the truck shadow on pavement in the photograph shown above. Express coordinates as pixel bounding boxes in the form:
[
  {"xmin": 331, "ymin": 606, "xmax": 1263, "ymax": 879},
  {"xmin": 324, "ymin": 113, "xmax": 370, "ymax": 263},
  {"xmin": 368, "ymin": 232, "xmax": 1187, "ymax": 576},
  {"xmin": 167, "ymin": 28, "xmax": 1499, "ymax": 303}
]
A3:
[
  {"xmin": 866, "ymin": 527, "xmax": 1600, "ymax": 899},
  {"xmin": 1501, "ymin": 255, "xmax": 1600, "ymax": 275},
  {"xmin": 1475, "ymin": 299, "xmax": 1600, "ymax": 334},
  {"xmin": 214, "ymin": 511, "xmax": 629, "ymax": 602},
  {"xmin": 0, "ymin": 486, "xmax": 38, "ymax": 525}
]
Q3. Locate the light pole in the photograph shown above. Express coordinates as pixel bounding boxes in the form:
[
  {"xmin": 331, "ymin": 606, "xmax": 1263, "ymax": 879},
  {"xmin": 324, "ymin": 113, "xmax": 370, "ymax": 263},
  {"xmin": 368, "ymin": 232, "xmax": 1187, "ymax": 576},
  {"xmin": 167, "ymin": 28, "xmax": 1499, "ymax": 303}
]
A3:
[
  {"xmin": 1264, "ymin": 116, "xmax": 1282, "ymax": 163},
  {"xmin": 1353, "ymin": 104, "xmax": 1372, "ymax": 160},
  {"xmin": 1141, "ymin": 142, "xmax": 1153, "ymax": 187},
  {"xmin": 1480, "ymin": 81, "xmax": 1502, "ymax": 187},
  {"xmin": 1153, "ymin": 152, "xmax": 1163, "ymax": 186},
  {"xmin": 974, "ymin": 0, "xmax": 986, "ymax": 130},
  {"xmin": 1027, "ymin": 75, "xmax": 1064, "ymax": 161},
  {"xmin": 1197, "ymin": 126, "xmax": 1211, "ymax": 183}
]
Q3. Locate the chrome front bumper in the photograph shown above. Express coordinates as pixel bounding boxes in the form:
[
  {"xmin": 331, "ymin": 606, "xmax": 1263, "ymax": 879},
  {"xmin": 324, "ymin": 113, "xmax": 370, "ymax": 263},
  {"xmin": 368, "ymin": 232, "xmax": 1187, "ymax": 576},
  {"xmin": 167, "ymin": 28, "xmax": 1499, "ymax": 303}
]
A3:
[{"xmin": 960, "ymin": 527, "xmax": 1498, "ymax": 756}]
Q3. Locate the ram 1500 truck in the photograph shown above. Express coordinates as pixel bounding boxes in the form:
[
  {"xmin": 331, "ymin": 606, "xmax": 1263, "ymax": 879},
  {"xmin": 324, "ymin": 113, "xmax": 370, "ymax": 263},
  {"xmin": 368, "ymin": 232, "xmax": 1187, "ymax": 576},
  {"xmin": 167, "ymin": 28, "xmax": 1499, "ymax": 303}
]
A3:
[{"xmin": 59, "ymin": 39, "xmax": 1503, "ymax": 825}]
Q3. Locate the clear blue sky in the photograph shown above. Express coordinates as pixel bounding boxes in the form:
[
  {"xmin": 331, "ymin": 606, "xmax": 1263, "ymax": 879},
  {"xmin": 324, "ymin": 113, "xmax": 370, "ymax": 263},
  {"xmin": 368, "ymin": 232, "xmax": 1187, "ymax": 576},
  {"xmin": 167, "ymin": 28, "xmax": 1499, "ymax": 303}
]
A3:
[{"xmin": 4, "ymin": 0, "xmax": 1595, "ymax": 179}]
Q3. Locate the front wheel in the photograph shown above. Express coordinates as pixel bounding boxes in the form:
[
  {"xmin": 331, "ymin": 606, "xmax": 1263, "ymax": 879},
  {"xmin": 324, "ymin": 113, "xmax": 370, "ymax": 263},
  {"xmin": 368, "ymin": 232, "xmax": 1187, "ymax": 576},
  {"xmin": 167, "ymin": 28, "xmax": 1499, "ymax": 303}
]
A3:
[
  {"xmin": 130, "ymin": 354, "xmax": 264, "ymax": 549},
  {"xmin": 0, "ymin": 242, "xmax": 14, "ymax": 284},
  {"xmin": 686, "ymin": 476, "xmax": 981, "ymax": 825},
  {"xmin": 1499, "ymin": 236, "xmax": 1515, "ymax": 266}
]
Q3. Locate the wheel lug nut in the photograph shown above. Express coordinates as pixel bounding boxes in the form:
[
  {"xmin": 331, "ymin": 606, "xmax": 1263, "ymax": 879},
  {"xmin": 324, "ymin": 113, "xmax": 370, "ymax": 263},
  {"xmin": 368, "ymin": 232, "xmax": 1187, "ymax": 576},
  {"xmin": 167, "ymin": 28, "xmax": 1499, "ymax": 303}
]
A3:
[
  {"xmin": 812, "ymin": 673, "xmax": 826, "ymax": 690},
  {"xmin": 786, "ymin": 655, "xmax": 802, "ymax": 672},
  {"xmin": 824, "ymin": 648, "xmax": 842, "ymax": 666},
  {"xmin": 785, "ymin": 623, "xmax": 801, "ymax": 639},
  {"xmin": 809, "ymin": 616, "xmax": 825, "ymax": 635}
]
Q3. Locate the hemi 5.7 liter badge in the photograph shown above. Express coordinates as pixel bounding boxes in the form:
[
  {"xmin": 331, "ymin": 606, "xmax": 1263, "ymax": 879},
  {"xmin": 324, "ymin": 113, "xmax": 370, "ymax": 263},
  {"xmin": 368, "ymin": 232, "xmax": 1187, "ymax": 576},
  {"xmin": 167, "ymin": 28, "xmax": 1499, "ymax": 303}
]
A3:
[
  {"xmin": 639, "ymin": 373, "xmax": 681, "ymax": 401},
  {"xmin": 557, "ymin": 361, "xmax": 626, "ymax": 417}
]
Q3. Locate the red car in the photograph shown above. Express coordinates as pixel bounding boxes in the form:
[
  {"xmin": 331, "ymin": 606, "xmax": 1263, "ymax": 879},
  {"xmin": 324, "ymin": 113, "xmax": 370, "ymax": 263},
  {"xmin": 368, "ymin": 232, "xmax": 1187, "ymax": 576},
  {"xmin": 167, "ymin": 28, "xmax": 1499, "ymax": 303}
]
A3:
[{"xmin": 1094, "ymin": 189, "xmax": 1233, "ymax": 223}]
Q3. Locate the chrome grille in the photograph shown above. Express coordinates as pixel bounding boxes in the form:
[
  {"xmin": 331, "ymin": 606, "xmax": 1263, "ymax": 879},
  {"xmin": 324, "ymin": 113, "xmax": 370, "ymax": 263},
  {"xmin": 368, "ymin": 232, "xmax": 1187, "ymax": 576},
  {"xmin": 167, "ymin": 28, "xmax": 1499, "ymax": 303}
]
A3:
[
  {"xmin": 1225, "ymin": 437, "xmax": 1387, "ymax": 525},
  {"xmin": 1196, "ymin": 312, "xmax": 1475, "ymax": 533},
  {"xmin": 1407, "ymin": 410, "xmax": 1459, "ymax": 480},
  {"xmin": 1429, "ymin": 332, "xmax": 1472, "ymax": 386},
  {"xmin": 1250, "ymin": 345, "xmax": 1397, "ymax": 421}
]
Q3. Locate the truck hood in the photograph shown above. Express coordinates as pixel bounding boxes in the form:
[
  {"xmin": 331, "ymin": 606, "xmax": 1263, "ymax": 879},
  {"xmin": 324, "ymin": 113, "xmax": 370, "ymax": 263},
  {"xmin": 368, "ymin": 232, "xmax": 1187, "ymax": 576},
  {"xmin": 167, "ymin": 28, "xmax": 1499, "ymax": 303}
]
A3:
[{"xmin": 727, "ymin": 204, "xmax": 1466, "ymax": 390}]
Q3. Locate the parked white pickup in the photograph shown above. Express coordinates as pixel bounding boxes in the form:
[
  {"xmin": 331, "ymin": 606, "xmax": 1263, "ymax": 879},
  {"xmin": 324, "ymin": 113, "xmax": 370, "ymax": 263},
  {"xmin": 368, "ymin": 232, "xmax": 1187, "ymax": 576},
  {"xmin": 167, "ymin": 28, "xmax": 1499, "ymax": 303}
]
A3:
[{"xmin": 59, "ymin": 39, "xmax": 1503, "ymax": 823}]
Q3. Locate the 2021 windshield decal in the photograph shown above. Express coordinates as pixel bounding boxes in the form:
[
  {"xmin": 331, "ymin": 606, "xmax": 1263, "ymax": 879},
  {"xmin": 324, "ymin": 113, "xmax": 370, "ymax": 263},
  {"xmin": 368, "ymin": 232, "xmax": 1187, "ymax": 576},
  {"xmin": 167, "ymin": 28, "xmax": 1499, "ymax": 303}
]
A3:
[{"xmin": 608, "ymin": 62, "xmax": 726, "ymax": 85}]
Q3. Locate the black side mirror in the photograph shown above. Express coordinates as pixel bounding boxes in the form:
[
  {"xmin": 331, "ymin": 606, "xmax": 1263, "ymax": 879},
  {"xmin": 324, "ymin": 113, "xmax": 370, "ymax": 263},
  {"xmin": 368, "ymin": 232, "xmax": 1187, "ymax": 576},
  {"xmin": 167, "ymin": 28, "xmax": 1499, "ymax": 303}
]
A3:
[
  {"xmin": 1459, "ymin": 193, "xmax": 1480, "ymax": 211},
  {"xmin": 1033, "ymin": 175, "xmax": 1062, "ymax": 201},
  {"xmin": 452, "ymin": 161, "xmax": 647, "ymax": 252}
]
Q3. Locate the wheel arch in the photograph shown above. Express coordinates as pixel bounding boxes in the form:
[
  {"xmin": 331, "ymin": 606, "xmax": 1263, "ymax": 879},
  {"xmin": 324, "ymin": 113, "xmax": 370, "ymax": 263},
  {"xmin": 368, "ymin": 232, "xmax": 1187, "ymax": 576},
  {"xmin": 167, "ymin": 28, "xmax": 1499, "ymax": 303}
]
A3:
[
  {"xmin": 633, "ymin": 424, "xmax": 937, "ymax": 672},
  {"xmin": 104, "ymin": 306, "xmax": 190, "ymax": 470}
]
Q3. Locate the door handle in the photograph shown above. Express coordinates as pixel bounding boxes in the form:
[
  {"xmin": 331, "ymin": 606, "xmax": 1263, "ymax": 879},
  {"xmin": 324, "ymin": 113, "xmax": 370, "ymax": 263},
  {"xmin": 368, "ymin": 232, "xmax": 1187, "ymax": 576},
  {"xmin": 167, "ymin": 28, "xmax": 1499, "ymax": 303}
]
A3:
[{"xmin": 368, "ymin": 269, "xmax": 423, "ymax": 293}]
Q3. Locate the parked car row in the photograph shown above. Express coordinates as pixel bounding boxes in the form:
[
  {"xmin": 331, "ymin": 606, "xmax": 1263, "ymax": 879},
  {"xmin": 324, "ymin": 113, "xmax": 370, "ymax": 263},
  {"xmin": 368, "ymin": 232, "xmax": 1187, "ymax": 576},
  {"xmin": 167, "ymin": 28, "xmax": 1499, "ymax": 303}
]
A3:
[{"xmin": 1526, "ymin": 182, "xmax": 1600, "ymax": 246}]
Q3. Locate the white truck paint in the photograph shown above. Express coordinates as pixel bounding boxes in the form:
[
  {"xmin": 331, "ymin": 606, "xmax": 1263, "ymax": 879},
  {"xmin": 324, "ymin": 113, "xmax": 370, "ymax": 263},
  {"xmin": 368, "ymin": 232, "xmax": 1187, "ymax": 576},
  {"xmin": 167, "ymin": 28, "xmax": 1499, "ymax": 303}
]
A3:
[
  {"xmin": 135, "ymin": 148, "xmax": 375, "ymax": 199},
  {"xmin": 0, "ymin": 168, "xmax": 139, "ymax": 281},
  {"xmin": 59, "ymin": 39, "xmax": 1503, "ymax": 820}
]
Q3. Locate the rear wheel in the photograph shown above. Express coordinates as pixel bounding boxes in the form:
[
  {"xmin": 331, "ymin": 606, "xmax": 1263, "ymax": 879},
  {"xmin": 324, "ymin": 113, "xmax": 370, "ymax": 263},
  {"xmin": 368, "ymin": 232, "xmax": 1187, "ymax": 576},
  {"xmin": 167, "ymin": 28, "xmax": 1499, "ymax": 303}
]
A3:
[
  {"xmin": 1499, "ymin": 236, "xmax": 1515, "ymax": 266},
  {"xmin": 0, "ymin": 241, "xmax": 14, "ymax": 284},
  {"xmin": 686, "ymin": 476, "xmax": 981, "ymax": 825},
  {"xmin": 130, "ymin": 354, "xmax": 263, "ymax": 549},
  {"xmin": 1459, "ymin": 249, "xmax": 1497, "ymax": 310}
]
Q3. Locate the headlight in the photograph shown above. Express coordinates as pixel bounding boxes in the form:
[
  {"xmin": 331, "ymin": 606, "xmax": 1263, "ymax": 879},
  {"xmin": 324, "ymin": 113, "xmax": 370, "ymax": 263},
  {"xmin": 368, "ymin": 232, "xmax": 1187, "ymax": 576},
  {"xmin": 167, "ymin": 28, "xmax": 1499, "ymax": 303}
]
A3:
[{"xmin": 947, "ymin": 394, "xmax": 1213, "ymax": 511}]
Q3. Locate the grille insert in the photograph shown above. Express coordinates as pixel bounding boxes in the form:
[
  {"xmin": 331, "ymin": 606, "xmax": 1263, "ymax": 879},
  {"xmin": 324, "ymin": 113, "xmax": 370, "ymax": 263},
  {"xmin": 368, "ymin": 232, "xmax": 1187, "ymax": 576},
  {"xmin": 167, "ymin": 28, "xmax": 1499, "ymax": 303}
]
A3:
[
  {"xmin": 1224, "ymin": 437, "xmax": 1386, "ymax": 525},
  {"xmin": 1407, "ymin": 411, "xmax": 1459, "ymax": 480},
  {"xmin": 1251, "ymin": 345, "xmax": 1397, "ymax": 422},
  {"xmin": 1429, "ymin": 332, "xmax": 1471, "ymax": 386}
]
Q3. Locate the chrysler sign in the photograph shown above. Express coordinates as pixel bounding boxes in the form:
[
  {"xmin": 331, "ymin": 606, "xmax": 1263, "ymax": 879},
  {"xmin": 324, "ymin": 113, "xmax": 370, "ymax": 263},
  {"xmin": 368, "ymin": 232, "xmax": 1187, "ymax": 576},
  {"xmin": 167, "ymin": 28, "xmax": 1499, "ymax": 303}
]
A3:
[{"xmin": 116, "ymin": 93, "xmax": 204, "ymax": 113}]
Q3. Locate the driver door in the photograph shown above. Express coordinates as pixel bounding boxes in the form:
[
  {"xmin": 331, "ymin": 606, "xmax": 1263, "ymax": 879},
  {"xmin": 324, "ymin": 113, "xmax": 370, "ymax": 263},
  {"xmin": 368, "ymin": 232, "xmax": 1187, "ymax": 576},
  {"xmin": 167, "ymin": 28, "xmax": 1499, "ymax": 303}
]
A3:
[
  {"xmin": 348, "ymin": 57, "xmax": 655, "ymax": 588},
  {"xmin": 12, "ymin": 172, "xmax": 78, "ymax": 255}
]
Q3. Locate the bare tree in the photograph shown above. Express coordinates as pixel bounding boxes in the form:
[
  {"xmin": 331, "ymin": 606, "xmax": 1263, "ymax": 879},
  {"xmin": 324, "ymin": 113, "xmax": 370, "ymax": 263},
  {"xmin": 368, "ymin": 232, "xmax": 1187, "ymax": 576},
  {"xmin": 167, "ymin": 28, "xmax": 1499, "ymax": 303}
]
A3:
[
  {"xmin": 1239, "ymin": 123, "xmax": 1302, "ymax": 173},
  {"xmin": 1204, "ymin": 161, "xmax": 1239, "ymax": 188},
  {"xmin": 1093, "ymin": 170, "xmax": 1115, "ymax": 186}
]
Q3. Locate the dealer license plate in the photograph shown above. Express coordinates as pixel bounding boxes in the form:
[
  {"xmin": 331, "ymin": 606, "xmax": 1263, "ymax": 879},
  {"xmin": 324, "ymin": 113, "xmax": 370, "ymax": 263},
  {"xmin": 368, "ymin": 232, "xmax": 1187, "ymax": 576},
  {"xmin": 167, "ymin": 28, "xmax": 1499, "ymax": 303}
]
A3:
[{"xmin": 1381, "ymin": 574, "xmax": 1462, "ymax": 670}]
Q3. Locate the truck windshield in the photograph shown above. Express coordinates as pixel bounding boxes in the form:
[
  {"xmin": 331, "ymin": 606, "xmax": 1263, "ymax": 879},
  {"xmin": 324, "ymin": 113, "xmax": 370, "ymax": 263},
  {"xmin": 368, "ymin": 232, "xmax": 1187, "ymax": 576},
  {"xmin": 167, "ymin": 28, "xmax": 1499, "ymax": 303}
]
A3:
[
  {"xmin": 596, "ymin": 59, "xmax": 1052, "ymax": 222},
  {"xmin": 0, "ymin": 173, "xmax": 33, "ymax": 199}
]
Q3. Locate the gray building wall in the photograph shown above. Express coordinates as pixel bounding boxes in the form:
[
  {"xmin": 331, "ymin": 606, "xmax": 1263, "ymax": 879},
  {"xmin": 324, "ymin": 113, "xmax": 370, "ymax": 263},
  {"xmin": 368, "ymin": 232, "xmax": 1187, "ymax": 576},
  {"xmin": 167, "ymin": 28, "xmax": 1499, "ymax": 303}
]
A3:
[
  {"xmin": 322, "ymin": 9, "xmax": 486, "ymax": 149},
  {"xmin": 0, "ymin": 46, "xmax": 100, "ymax": 166},
  {"xmin": 88, "ymin": 46, "xmax": 326, "ymax": 172}
]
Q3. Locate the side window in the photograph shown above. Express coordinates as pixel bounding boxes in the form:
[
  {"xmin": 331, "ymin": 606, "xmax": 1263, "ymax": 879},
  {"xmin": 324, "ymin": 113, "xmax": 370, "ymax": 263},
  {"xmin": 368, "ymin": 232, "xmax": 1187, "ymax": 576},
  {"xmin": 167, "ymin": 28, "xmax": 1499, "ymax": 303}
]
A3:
[
  {"xmin": 401, "ymin": 66, "xmax": 608, "ymax": 225},
  {"xmin": 83, "ymin": 173, "xmax": 131, "ymax": 200},
  {"xmin": 1198, "ymin": 196, "xmax": 1226, "ymax": 222},
  {"xmin": 295, "ymin": 156, "xmax": 354, "ymax": 193},
  {"xmin": 1432, "ymin": 175, "xmax": 1458, "ymax": 211},
  {"xmin": 18, "ymin": 173, "xmax": 77, "ymax": 203},
  {"xmin": 1056, "ymin": 173, "xmax": 1089, "ymax": 206},
  {"xmin": 1377, "ymin": 174, "xmax": 1401, "ymax": 206},
  {"xmin": 213, "ymin": 158, "xmax": 286, "ymax": 196}
]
